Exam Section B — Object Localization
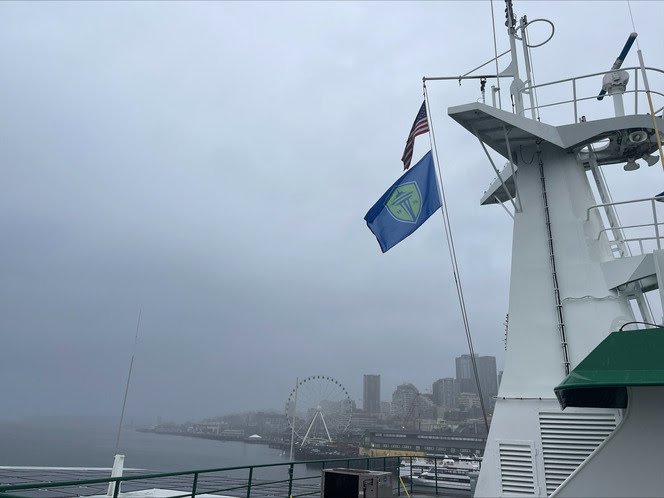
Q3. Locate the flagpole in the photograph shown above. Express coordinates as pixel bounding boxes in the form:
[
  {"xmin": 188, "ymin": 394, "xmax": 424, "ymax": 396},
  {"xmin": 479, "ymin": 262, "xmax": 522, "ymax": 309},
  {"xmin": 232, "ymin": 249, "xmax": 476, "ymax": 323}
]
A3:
[
  {"xmin": 114, "ymin": 309, "xmax": 142, "ymax": 457},
  {"xmin": 422, "ymin": 84, "xmax": 490, "ymax": 433}
]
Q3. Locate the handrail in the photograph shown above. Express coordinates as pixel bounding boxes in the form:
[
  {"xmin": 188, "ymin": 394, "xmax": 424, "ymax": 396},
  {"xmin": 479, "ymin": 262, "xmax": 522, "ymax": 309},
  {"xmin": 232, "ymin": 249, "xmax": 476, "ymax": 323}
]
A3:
[
  {"xmin": 0, "ymin": 454, "xmax": 480, "ymax": 497},
  {"xmin": 587, "ymin": 196, "xmax": 664, "ymax": 255},
  {"xmin": 596, "ymin": 222, "xmax": 664, "ymax": 241},
  {"xmin": 520, "ymin": 66, "xmax": 664, "ymax": 120},
  {"xmin": 0, "ymin": 455, "xmax": 402, "ymax": 498},
  {"xmin": 586, "ymin": 196, "xmax": 663, "ymax": 221},
  {"xmin": 524, "ymin": 66, "xmax": 664, "ymax": 94}
]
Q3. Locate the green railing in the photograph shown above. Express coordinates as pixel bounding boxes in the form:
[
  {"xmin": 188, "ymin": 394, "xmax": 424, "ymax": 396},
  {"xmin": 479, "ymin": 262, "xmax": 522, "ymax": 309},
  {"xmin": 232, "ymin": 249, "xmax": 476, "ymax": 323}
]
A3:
[{"xmin": 0, "ymin": 455, "xmax": 425, "ymax": 498}]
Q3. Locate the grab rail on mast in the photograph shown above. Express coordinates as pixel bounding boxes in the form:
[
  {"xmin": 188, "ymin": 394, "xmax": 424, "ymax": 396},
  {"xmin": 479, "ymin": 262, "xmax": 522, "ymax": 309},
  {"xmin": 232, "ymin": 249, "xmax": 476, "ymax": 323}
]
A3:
[
  {"xmin": 587, "ymin": 197, "xmax": 664, "ymax": 256},
  {"xmin": 425, "ymin": 67, "xmax": 664, "ymax": 119},
  {"xmin": 519, "ymin": 66, "xmax": 664, "ymax": 122}
]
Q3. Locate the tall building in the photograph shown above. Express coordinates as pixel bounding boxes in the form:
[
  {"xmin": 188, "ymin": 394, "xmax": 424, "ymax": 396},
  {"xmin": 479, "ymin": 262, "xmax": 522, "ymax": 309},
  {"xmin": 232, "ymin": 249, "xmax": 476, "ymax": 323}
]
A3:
[
  {"xmin": 432, "ymin": 377, "xmax": 459, "ymax": 409},
  {"xmin": 390, "ymin": 383, "xmax": 435, "ymax": 426},
  {"xmin": 390, "ymin": 382, "xmax": 419, "ymax": 418},
  {"xmin": 414, "ymin": 394, "xmax": 436, "ymax": 421},
  {"xmin": 455, "ymin": 354, "xmax": 498, "ymax": 411},
  {"xmin": 363, "ymin": 374, "xmax": 381, "ymax": 414},
  {"xmin": 456, "ymin": 355, "xmax": 476, "ymax": 394}
]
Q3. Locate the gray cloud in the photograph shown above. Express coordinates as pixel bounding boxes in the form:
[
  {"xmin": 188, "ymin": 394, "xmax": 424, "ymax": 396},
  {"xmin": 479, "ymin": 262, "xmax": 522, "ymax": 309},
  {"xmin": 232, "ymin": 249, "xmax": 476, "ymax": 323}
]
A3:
[{"xmin": 0, "ymin": 1, "xmax": 662, "ymax": 422}]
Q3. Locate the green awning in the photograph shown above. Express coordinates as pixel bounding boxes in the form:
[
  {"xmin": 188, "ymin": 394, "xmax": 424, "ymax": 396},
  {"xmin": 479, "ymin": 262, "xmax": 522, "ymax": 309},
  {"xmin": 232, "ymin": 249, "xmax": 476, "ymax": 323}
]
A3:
[{"xmin": 554, "ymin": 327, "xmax": 664, "ymax": 409}]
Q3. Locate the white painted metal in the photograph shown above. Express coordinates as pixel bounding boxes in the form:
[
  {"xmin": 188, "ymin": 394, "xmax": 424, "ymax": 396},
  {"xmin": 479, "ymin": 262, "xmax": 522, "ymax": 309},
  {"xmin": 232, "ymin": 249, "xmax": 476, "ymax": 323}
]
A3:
[
  {"xmin": 107, "ymin": 454, "xmax": 125, "ymax": 497},
  {"xmin": 601, "ymin": 70, "xmax": 629, "ymax": 117},
  {"xmin": 445, "ymin": 7, "xmax": 664, "ymax": 497},
  {"xmin": 498, "ymin": 441, "xmax": 536, "ymax": 495},
  {"xmin": 300, "ymin": 407, "xmax": 333, "ymax": 446},
  {"xmin": 551, "ymin": 387, "xmax": 664, "ymax": 497},
  {"xmin": 539, "ymin": 411, "xmax": 619, "ymax": 495},
  {"xmin": 289, "ymin": 377, "xmax": 298, "ymax": 462}
]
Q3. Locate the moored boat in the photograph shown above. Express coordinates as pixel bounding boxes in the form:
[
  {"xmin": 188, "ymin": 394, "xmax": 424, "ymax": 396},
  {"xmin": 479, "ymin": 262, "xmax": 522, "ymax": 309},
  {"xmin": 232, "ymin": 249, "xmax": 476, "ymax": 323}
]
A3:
[
  {"xmin": 411, "ymin": 468, "xmax": 471, "ymax": 492},
  {"xmin": 398, "ymin": 457, "xmax": 434, "ymax": 480}
]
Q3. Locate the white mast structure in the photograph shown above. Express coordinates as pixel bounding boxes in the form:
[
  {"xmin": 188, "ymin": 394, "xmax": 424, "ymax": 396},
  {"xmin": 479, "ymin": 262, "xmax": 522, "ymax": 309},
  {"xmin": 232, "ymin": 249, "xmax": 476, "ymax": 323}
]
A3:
[{"xmin": 444, "ymin": 2, "xmax": 664, "ymax": 496}]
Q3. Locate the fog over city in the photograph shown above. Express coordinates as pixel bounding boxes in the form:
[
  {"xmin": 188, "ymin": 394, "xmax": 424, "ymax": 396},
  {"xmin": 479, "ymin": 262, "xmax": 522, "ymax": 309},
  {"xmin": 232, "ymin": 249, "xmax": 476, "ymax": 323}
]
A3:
[{"xmin": 1, "ymin": 1, "xmax": 662, "ymax": 423}]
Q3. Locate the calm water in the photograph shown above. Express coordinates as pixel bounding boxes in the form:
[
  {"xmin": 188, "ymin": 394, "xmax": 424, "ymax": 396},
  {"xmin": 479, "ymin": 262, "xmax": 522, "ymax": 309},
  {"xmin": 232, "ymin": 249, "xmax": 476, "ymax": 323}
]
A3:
[
  {"xmin": 0, "ymin": 417, "xmax": 455, "ymax": 497},
  {"xmin": 0, "ymin": 416, "xmax": 290, "ymax": 472}
]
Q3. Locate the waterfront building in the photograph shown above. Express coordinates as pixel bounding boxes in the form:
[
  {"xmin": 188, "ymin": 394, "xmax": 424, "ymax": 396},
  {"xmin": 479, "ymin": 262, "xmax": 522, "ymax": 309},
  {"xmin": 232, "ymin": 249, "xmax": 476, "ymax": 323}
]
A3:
[
  {"xmin": 359, "ymin": 429, "xmax": 485, "ymax": 458},
  {"xmin": 432, "ymin": 377, "xmax": 459, "ymax": 409},
  {"xmin": 349, "ymin": 412, "xmax": 380, "ymax": 430},
  {"xmin": 220, "ymin": 429, "xmax": 245, "ymax": 440},
  {"xmin": 191, "ymin": 423, "xmax": 221, "ymax": 435},
  {"xmin": 363, "ymin": 374, "xmax": 381, "ymax": 414}
]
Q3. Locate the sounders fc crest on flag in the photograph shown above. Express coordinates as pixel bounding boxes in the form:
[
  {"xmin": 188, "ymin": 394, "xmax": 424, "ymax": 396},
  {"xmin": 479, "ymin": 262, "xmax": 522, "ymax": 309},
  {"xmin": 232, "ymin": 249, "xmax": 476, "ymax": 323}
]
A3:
[{"xmin": 385, "ymin": 182, "xmax": 422, "ymax": 224}]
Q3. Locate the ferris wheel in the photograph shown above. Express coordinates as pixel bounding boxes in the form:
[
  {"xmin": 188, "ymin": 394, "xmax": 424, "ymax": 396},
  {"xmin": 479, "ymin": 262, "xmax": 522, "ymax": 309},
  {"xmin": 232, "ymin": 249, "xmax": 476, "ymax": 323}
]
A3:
[{"xmin": 285, "ymin": 375, "xmax": 353, "ymax": 446}]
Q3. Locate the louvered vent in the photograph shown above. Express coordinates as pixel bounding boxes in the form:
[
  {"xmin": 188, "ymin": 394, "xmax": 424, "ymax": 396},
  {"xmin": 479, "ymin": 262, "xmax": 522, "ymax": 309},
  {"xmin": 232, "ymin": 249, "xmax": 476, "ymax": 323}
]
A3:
[
  {"xmin": 539, "ymin": 411, "xmax": 618, "ymax": 495},
  {"xmin": 499, "ymin": 442, "xmax": 535, "ymax": 495}
]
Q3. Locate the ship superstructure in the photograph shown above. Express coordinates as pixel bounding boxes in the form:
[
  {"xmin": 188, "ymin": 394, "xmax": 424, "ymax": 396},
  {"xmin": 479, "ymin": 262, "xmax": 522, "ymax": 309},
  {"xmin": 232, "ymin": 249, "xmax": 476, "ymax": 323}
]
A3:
[{"xmin": 443, "ymin": 2, "xmax": 664, "ymax": 496}]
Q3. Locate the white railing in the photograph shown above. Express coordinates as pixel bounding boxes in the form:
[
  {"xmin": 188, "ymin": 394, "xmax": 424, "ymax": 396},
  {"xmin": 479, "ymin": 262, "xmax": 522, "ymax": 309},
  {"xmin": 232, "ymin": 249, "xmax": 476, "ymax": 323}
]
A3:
[
  {"xmin": 587, "ymin": 196, "xmax": 664, "ymax": 256},
  {"xmin": 521, "ymin": 66, "xmax": 664, "ymax": 125}
]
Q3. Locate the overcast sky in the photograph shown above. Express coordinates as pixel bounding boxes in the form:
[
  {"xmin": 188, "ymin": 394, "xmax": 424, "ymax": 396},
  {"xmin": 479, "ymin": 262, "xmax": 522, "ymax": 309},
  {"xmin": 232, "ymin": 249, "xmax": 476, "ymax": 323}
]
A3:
[{"xmin": 1, "ymin": 1, "xmax": 663, "ymax": 424}]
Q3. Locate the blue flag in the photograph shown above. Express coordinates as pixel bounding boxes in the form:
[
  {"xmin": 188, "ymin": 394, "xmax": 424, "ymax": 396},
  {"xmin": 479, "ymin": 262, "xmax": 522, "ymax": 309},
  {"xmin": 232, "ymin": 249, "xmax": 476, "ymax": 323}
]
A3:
[{"xmin": 365, "ymin": 151, "xmax": 441, "ymax": 253}]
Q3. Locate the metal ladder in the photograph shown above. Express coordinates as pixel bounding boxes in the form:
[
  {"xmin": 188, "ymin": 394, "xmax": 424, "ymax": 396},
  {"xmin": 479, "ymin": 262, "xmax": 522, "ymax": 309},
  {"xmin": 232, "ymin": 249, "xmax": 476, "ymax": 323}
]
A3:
[{"xmin": 538, "ymin": 150, "xmax": 571, "ymax": 375}]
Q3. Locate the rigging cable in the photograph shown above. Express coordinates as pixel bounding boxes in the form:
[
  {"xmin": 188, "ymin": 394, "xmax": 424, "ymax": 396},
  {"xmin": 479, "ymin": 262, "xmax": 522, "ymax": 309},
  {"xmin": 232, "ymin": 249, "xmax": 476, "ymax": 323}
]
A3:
[
  {"xmin": 423, "ymin": 84, "xmax": 490, "ymax": 433},
  {"xmin": 621, "ymin": 0, "xmax": 658, "ymax": 320},
  {"xmin": 626, "ymin": 0, "xmax": 637, "ymax": 34},
  {"xmin": 489, "ymin": 0, "xmax": 502, "ymax": 109},
  {"xmin": 626, "ymin": 0, "xmax": 664, "ymax": 173}
]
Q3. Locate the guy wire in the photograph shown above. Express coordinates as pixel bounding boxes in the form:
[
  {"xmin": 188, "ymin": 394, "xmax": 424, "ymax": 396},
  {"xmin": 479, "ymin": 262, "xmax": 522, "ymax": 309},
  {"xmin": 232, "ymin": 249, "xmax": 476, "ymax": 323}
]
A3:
[
  {"xmin": 626, "ymin": 0, "xmax": 638, "ymax": 47},
  {"xmin": 423, "ymin": 83, "xmax": 490, "ymax": 433}
]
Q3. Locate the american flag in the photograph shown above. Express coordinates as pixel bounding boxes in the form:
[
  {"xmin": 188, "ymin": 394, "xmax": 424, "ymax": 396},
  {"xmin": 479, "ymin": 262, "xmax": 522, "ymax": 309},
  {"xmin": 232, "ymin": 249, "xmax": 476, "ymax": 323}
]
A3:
[{"xmin": 401, "ymin": 101, "xmax": 430, "ymax": 170}]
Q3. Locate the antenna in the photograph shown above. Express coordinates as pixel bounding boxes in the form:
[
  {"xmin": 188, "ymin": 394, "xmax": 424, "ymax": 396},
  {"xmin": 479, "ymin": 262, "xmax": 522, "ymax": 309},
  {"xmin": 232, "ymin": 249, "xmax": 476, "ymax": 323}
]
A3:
[
  {"xmin": 504, "ymin": 0, "xmax": 524, "ymax": 115},
  {"xmin": 504, "ymin": 0, "xmax": 516, "ymax": 28},
  {"xmin": 597, "ymin": 32, "xmax": 638, "ymax": 101}
]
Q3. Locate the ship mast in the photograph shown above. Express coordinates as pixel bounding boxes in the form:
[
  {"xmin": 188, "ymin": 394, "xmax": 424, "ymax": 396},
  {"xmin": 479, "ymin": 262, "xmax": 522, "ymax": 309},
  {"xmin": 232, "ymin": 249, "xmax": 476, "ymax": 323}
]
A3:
[
  {"xmin": 445, "ymin": 2, "xmax": 664, "ymax": 496},
  {"xmin": 504, "ymin": 0, "xmax": 525, "ymax": 116}
]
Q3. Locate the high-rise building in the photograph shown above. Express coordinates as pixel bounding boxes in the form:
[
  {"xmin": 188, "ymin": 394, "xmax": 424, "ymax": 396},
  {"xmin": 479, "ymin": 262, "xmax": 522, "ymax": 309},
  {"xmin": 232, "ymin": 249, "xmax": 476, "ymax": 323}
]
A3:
[
  {"xmin": 390, "ymin": 382, "xmax": 419, "ymax": 418},
  {"xmin": 432, "ymin": 377, "xmax": 459, "ymax": 409},
  {"xmin": 414, "ymin": 394, "xmax": 437, "ymax": 421},
  {"xmin": 456, "ymin": 355, "xmax": 476, "ymax": 394},
  {"xmin": 455, "ymin": 354, "xmax": 498, "ymax": 411},
  {"xmin": 363, "ymin": 374, "xmax": 381, "ymax": 414}
]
